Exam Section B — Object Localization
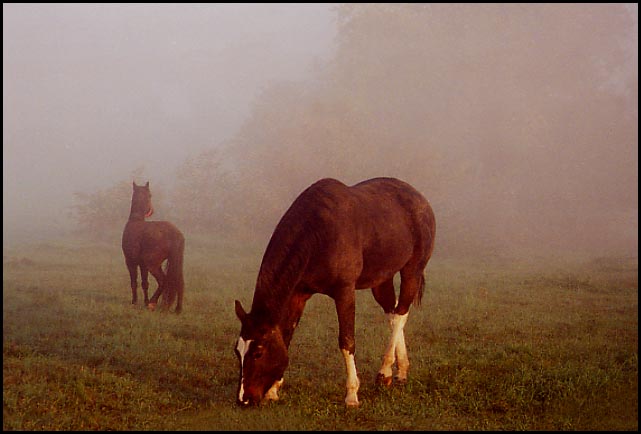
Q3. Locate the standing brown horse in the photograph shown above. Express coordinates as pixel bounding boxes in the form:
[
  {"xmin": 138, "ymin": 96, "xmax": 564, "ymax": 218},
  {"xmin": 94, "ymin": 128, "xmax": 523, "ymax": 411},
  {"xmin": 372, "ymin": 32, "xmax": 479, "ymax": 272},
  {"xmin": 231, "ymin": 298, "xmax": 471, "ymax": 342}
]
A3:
[
  {"xmin": 122, "ymin": 181, "xmax": 185, "ymax": 313},
  {"xmin": 234, "ymin": 177, "xmax": 436, "ymax": 407}
]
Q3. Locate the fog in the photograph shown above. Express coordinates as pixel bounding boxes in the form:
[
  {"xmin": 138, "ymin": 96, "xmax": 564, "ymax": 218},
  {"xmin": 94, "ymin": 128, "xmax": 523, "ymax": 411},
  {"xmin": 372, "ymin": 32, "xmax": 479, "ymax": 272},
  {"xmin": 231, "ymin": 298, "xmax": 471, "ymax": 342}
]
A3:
[
  {"xmin": 3, "ymin": 3, "xmax": 335, "ymax": 242},
  {"xmin": 3, "ymin": 4, "xmax": 638, "ymax": 259}
]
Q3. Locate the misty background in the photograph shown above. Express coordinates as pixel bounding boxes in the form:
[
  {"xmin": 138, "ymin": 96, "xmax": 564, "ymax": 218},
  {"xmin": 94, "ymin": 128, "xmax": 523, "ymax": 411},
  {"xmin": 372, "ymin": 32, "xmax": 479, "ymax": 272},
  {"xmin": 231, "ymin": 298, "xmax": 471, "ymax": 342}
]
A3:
[{"xmin": 3, "ymin": 3, "xmax": 638, "ymax": 259}]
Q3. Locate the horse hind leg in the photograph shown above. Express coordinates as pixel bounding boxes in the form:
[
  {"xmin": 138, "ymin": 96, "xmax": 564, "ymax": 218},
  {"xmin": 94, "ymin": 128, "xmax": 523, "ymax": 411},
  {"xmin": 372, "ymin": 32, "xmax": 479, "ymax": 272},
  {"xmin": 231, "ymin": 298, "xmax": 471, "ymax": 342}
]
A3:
[
  {"xmin": 147, "ymin": 264, "xmax": 167, "ymax": 311},
  {"xmin": 162, "ymin": 282, "xmax": 178, "ymax": 313},
  {"xmin": 375, "ymin": 265, "xmax": 423, "ymax": 387},
  {"xmin": 377, "ymin": 310, "xmax": 409, "ymax": 387},
  {"xmin": 174, "ymin": 288, "xmax": 183, "ymax": 315},
  {"xmin": 160, "ymin": 259, "xmax": 180, "ymax": 313},
  {"xmin": 393, "ymin": 325, "xmax": 409, "ymax": 384},
  {"xmin": 381, "ymin": 264, "xmax": 427, "ymax": 385}
]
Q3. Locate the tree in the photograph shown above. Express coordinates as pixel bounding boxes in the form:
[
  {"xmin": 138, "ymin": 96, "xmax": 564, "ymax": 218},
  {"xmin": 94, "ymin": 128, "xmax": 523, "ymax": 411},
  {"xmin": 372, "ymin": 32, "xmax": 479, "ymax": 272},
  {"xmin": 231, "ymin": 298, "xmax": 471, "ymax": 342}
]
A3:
[
  {"xmin": 71, "ymin": 167, "xmax": 166, "ymax": 242},
  {"xmin": 218, "ymin": 4, "xmax": 637, "ymax": 255},
  {"xmin": 71, "ymin": 180, "xmax": 132, "ymax": 242},
  {"xmin": 170, "ymin": 148, "xmax": 235, "ymax": 234}
]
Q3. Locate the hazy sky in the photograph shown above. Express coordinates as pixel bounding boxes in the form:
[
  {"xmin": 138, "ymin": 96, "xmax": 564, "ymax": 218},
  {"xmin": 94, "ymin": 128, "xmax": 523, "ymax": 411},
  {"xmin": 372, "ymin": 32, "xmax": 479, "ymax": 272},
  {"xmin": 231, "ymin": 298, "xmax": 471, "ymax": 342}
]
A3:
[
  {"xmin": 3, "ymin": 4, "xmax": 637, "ymax": 254},
  {"xmin": 3, "ymin": 3, "xmax": 336, "ymax": 242}
]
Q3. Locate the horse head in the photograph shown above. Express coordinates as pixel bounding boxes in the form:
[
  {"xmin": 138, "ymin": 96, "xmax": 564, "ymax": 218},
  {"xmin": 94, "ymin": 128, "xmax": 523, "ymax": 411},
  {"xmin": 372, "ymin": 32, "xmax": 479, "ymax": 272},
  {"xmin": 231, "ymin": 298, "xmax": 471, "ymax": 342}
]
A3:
[
  {"xmin": 234, "ymin": 300, "xmax": 289, "ymax": 406},
  {"xmin": 132, "ymin": 181, "xmax": 154, "ymax": 218}
]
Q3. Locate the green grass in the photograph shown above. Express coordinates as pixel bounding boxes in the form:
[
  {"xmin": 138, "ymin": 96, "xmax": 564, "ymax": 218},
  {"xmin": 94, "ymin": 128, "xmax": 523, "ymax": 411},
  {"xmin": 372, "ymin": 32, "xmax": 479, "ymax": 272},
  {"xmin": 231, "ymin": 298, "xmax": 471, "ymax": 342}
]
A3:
[{"xmin": 3, "ymin": 237, "xmax": 638, "ymax": 430}]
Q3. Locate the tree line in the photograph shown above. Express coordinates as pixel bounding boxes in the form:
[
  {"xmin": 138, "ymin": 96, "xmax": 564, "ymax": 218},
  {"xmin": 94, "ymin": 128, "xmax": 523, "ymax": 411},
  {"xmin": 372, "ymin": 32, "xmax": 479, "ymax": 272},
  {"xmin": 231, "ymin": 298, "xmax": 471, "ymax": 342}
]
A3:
[{"xmin": 72, "ymin": 4, "xmax": 637, "ymax": 257}]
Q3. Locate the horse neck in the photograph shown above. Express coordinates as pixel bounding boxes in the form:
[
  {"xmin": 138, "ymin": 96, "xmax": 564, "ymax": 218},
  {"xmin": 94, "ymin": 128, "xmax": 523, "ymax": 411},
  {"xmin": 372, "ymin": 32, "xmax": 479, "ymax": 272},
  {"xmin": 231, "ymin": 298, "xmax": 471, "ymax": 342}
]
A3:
[
  {"xmin": 128, "ymin": 198, "xmax": 148, "ymax": 221},
  {"xmin": 249, "ymin": 230, "xmax": 312, "ymax": 340},
  {"xmin": 127, "ymin": 210, "xmax": 147, "ymax": 222},
  {"xmin": 250, "ymin": 271, "xmax": 302, "ymax": 330}
]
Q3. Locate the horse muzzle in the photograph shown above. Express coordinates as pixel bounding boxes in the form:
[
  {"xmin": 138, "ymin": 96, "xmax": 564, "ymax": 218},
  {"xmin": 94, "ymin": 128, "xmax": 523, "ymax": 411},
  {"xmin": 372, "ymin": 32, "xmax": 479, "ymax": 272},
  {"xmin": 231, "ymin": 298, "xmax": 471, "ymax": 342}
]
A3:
[
  {"xmin": 237, "ymin": 387, "xmax": 264, "ymax": 407},
  {"xmin": 237, "ymin": 396, "xmax": 262, "ymax": 407}
]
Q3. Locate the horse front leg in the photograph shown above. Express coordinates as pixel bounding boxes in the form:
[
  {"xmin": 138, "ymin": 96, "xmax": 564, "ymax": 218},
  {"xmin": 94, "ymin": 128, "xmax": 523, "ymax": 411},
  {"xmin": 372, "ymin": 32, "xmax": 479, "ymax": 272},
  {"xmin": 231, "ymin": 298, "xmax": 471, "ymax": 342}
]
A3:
[
  {"xmin": 126, "ymin": 260, "xmax": 139, "ymax": 305},
  {"xmin": 264, "ymin": 378, "xmax": 284, "ymax": 402},
  {"xmin": 140, "ymin": 265, "xmax": 150, "ymax": 306},
  {"xmin": 334, "ymin": 288, "xmax": 360, "ymax": 408}
]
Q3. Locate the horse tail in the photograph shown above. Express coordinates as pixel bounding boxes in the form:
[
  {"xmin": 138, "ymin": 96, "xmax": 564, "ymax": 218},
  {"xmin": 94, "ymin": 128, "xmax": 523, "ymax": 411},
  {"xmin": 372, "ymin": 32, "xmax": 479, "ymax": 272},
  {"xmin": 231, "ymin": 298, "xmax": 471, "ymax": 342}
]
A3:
[
  {"xmin": 165, "ymin": 232, "xmax": 185, "ymax": 310},
  {"xmin": 413, "ymin": 203, "xmax": 435, "ymax": 308}
]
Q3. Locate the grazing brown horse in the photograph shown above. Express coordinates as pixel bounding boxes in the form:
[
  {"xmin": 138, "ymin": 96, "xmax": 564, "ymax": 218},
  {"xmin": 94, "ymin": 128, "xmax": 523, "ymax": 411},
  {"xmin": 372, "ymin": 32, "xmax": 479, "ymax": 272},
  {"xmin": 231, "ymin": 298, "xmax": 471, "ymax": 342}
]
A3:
[
  {"xmin": 122, "ymin": 181, "xmax": 185, "ymax": 313},
  {"xmin": 234, "ymin": 177, "xmax": 436, "ymax": 407}
]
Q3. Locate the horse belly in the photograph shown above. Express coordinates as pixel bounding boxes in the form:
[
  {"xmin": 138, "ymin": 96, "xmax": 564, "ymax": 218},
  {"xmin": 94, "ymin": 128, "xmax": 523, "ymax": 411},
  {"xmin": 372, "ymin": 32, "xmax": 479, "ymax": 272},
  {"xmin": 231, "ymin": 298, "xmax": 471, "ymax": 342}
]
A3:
[
  {"xmin": 355, "ymin": 226, "xmax": 414, "ymax": 289},
  {"xmin": 356, "ymin": 249, "xmax": 412, "ymax": 289}
]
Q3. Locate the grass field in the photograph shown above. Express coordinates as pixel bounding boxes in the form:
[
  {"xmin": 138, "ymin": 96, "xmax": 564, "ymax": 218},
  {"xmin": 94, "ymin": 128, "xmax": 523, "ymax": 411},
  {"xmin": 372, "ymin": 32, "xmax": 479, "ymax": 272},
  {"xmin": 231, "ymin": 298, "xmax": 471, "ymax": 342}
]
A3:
[{"xmin": 3, "ymin": 236, "xmax": 638, "ymax": 430}]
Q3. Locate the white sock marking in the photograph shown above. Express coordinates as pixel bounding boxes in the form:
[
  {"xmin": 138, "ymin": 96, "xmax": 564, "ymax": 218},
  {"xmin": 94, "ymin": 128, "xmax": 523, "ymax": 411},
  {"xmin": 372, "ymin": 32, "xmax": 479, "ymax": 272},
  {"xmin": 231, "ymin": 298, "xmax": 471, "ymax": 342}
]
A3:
[
  {"xmin": 341, "ymin": 349, "xmax": 360, "ymax": 407},
  {"xmin": 379, "ymin": 312, "xmax": 409, "ymax": 379}
]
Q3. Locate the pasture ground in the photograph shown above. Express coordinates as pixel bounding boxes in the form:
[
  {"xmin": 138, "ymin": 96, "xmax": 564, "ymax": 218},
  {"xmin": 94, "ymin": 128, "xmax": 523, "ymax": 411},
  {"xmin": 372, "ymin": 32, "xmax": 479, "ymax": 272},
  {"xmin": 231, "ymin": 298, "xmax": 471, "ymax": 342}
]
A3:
[{"xmin": 3, "ymin": 237, "xmax": 638, "ymax": 430}]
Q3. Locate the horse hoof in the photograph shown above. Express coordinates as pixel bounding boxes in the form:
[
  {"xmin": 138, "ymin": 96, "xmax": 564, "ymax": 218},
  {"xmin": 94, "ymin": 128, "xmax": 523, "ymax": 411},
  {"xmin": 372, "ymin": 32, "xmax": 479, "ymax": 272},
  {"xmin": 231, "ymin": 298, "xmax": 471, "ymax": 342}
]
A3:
[
  {"xmin": 345, "ymin": 399, "xmax": 360, "ymax": 408},
  {"xmin": 394, "ymin": 376, "xmax": 408, "ymax": 386},
  {"xmin": 147, "ymin": 302, "xmax": 157, "ymax": 311},
  {"xmin": 375, "ymin": 373, "xmax": 393, "ymax": 387}
]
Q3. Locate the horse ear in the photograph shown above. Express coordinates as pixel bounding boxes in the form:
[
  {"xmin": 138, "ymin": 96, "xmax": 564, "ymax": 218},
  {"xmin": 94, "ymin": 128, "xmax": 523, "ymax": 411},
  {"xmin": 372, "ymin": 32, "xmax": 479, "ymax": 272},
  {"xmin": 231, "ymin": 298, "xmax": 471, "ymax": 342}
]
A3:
[
  {"xmin": 235, "ymin": 300, "xmax": 247, "ymax": 323},
  {"xmin": 132, "ymin": 181, "xmax": 137, "ymax": 189},
  {"xmin": 144, "ymin": 181, "xmax": 149, "ymax": 188}
]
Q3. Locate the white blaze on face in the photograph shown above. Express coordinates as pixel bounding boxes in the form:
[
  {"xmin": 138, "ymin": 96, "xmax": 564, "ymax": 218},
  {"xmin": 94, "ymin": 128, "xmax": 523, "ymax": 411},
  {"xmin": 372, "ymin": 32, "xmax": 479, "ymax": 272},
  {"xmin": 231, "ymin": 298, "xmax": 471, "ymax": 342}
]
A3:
[{"xmin": 236, "ymin": 337, "xmax": 253, "ymax": 403}]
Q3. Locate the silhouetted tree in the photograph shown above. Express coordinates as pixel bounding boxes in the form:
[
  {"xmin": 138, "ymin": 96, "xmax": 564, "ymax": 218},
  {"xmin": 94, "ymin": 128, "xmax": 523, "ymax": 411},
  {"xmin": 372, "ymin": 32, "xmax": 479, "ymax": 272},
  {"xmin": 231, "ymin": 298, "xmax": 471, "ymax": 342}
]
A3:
[
  {"xmin": 71, "ymin": 167, "xmax": 166, "ymax": 242},
  {"xmin": 170, "ymin": 149, "xmax": 235, "ymax": 234},
  {"xmin": 219, "ymin": 3, "xmax": 636, "ymax": 255},
  {"xmin": 71, "ymin": 180, "xmax": 132, "ymax": 241}
]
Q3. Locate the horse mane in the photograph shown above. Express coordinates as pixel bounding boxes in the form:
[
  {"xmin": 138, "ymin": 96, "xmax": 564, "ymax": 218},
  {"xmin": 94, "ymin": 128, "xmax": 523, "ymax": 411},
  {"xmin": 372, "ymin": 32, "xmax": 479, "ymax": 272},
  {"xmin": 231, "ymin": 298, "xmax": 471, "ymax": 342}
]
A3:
[
  {"xmin": 250, "ymin": 216, "xmax": 314, "ymax": 325},
  {"xmin": 249, "ymin": 179, "xmax": 343, "ymax": 324}
]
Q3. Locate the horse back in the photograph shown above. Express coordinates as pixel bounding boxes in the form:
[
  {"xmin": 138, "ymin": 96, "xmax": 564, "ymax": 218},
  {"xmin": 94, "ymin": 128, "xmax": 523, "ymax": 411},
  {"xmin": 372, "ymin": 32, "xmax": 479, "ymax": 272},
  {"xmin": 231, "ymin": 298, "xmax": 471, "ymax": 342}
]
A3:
[
  {"xmin": 271, "ymin": 177, "xmax": 434, "ymax": 292},
  {"xmin": 122, "ymin": 220, "xmax": 184, "ymax": 263},
  {"xmin": 352, "ymin": 177, "xmax": 435, "ymax": 258},
  {"xmin": 302, "ymin": 177, "xmax": 433, "ymax": 251}
]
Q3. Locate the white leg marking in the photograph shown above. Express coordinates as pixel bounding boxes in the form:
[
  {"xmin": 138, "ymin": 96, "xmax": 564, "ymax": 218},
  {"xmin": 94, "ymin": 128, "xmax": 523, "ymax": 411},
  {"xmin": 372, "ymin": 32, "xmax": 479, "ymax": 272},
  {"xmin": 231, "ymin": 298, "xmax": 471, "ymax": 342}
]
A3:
[
  {"xmin": 236, "ymin": 337, "xmax": 253, "ymax": 403},
  {"xmin": 378, "ymin": 312, "xmax": 409, "ymax": 380},
  {"xmin": 341, "ymin": 349, "xmax": 360, "ymax": 407},
  {"xmin": 265, "ymin": 378, "xmax": 284, "ymax": 401},
  {"xmin": 395, "ymin": 330, "xmax": 409, "ymax": 382}
]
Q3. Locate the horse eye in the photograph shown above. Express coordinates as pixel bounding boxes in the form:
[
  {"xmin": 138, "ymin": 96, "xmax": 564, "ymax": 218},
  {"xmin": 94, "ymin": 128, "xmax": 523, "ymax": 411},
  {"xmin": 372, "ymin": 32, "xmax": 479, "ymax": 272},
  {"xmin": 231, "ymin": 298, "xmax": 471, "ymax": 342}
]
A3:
[{"xmin": 253, "ymin": 346, "xmax": 264, "ymax": 359}]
